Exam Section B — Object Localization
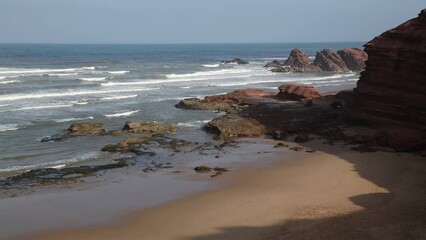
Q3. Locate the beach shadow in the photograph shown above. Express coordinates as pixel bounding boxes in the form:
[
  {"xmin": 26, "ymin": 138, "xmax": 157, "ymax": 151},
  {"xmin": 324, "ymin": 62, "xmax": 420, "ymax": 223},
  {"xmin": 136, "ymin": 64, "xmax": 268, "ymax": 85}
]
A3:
[{"xmin": 187, "ymin": 132, "xmax": 426, "ymax": 240}]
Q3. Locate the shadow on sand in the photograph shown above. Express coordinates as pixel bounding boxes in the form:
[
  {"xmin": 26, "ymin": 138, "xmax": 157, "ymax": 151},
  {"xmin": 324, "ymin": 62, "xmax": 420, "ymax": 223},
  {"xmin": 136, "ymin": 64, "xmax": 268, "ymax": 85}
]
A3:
[{"xmin": 188, "ymin": 138, "xmax": 426, "ymax": 240}]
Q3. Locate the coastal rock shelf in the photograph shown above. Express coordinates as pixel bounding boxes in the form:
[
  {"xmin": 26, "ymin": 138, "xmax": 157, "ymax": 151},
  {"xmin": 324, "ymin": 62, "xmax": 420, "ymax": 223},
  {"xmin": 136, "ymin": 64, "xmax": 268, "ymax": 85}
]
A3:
[
  {"xmin": 266, "ymin": 47, "xmax": 367, "ymax": 73},
  {"xmin": 346, "ymin": 9, "xmax": 426, "ymax": 151}
]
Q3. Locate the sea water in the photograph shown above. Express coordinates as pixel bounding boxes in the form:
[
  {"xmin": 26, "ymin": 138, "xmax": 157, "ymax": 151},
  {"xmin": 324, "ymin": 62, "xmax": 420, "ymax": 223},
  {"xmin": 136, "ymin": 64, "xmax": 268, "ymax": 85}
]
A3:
[{"xmin": 0, "ymin": 43, "xmax": 363, "ymax": 176}]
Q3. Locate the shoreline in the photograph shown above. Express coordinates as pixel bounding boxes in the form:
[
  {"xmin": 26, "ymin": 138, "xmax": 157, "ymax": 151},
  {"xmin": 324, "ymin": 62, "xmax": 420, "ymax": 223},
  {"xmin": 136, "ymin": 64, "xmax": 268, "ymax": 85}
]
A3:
[
  {"xmin": 1, "ymin": 137, "xmax": 304, "ymax": 239},
  {"xmin": 16, "ymin": 139, "xmax": 426, "ymax": 240}
]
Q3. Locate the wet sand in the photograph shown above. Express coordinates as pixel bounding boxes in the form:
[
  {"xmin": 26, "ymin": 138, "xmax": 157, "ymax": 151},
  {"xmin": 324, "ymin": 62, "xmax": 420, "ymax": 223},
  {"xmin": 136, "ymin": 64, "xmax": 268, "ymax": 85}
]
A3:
[{"xmin": 18, "ymin": 140, "xmax": 426, "ymax": 240}]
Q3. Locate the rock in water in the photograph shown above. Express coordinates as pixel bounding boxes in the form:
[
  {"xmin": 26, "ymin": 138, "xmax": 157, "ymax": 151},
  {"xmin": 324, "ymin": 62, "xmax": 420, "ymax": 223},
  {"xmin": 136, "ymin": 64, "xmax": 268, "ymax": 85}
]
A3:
[
  {"xmin": 277, "ymin": 84, "xmax": 324, "ymax": 101},
  {"xmin": 175, "ymin": 89, "xmax": 275, "ymax": 113},
  {"xmin": 346, "ymin": 9, "xmax": 426, "ymax": 151},
  {"xmin": 284, "ymin": 48, "xmax": 310, "ymax": 67},
  {"xmin": 313, "ymin": 49, "xmax": 349, "ymax": 72},
  {"xmin": 122, "ymin": 121, "xmax": 176, "ymax": 134},
  {"xmin": 68, "ymin": 123, "xmax": 105, "ymax": 136},
  {"xmin": 337, "ymin": 48, "xmax": 368, "ymax": 71},
  {"xmin": 264, "ymin": 60, "xmax": 282, "ymax": 68},
  {"xmin": 221, "ymin": 58, "xmax": 249, "ymax": 65}
]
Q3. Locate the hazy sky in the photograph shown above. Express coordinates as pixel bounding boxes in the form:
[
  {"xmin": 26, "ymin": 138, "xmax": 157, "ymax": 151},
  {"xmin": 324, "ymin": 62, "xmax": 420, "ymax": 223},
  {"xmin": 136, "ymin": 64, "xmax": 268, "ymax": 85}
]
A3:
[{"xmin": 0, "ymin": 0, "xmax": 424, "ymax": 44}]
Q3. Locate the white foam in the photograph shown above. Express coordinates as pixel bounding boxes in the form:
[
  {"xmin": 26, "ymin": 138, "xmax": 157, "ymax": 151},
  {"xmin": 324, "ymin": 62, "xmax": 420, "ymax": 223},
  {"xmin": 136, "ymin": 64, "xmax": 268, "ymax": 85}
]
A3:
[
  {"xmin": 53, "ymin": 116, "xmax": 94, "ymax": 123},
  {"xmin": 0, "ymin": 66, "xmax": 96, "ymax": 75},
  {"xmin": 0, "ymin": 104, "xmax": 73, "ymax": 112},
  {"xmin": 0, "ymin": 88, "xmax": 159, "ymax": 102},
  {"xmin": 166, "ymin": 68, "xmax": 253, "ymax": 79},
  {"xmin": 100, "ymin": 94, "xmax": 138, "ymax": 100},
  {"xmin": 79, "ymin": 77, "xmax": 107, "ymax": 82},
  {"xmin": 0, "ymin": 80, "xmax": 20, "ymax": 84},
  {"xmin": 0, "ymin": 151, "xmax": 102, "ymax": 173},
  {"xmin": 202, "ymin": 64, "xmax": 220, "ymax": 68},
  {"xmin": 105, "ymin": 110, "xmax": 140, "ymax": 118},
  {"xmin": 47, "ymin": 73, "xmax": 78, "ymax": 77},
  {"xmin": 100, "ymin": 72, "xmax": 272, "ymax": 87},
  {"xmin": 0, "ymin": 76, "xmax": 5, "ymax": 79},
  {"xmin": 0, "ymin": 124, "xmax": 20, "ymax": 132},
  {"xmin": 107, "ymin": 71, "xmax": 129, "ymax": 75},
  {"xmin": 177, "ymin": 120, "xmax": 210, "ymax": 128}
]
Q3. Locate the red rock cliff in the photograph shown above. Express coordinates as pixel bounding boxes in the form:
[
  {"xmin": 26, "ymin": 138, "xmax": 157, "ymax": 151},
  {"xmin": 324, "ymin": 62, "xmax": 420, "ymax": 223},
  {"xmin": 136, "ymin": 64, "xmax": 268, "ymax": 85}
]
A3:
[
  {"xmin": 345, "ymin": 9, "xmax": 426, "ymax": 151},
  {"xmin": 346, "ymin": 9, "xmax": 426, "ymax": 130}
]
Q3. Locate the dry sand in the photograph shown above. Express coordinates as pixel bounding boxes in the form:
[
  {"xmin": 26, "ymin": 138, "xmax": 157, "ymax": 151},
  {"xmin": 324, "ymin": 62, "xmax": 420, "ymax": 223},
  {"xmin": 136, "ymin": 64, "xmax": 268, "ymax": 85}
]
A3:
[{"xmin": 21, "ymin": 141, "xmax": 426, "ymax": 240}]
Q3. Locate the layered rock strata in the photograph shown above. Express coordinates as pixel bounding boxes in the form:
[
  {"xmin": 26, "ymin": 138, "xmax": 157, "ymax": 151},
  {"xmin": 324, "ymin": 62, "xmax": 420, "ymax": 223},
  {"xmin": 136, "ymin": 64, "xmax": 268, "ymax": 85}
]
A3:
[{"xmin": 345, "ymin": 9, "xmax": 426, "ymax": 151}]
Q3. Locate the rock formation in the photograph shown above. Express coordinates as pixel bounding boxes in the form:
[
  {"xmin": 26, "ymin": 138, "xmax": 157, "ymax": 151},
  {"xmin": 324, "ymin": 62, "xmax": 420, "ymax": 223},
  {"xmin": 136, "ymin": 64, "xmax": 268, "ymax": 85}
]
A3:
[
  {"xmin": 313, "ymin": 49, "xmax": 349, "ymax": 72},
  {"xmin": 267, "ymin": 48, "xmax": 367, "ymax": 73},
  {"xmin": 175, "ymin": 89, "xmax": 275, "ymax": 113},
  {"xmin": 277, "ymin": 84, "xmax": 324, "ymax": 101},
  {"xmin": 263, "ymin": 60, "xmax": 282, "ymax": 68},
  {"xmin": 346, "ymin": 9, "xmax": 426, "ymax": 151},
  {"xmin": 284, "ymin": 48, "xmax": 310, "ymax": 67},
  {"xmin": 337, "ymin": 48, "xmax": 368, "ymax": 71},
  {"xmin": 204, "ymin": 114, "xmax": 266, "ymax": 140}
]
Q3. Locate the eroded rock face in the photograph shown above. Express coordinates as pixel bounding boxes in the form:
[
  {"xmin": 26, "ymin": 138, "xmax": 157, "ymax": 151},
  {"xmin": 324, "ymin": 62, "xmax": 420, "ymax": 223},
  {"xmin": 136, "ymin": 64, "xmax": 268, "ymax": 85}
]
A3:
[
  {"xmin": 346, "ymin": 9, "xmax": 426, "ymax": 144},
  {"xmin": 277, "ymin": 84, "xmax": 324, "ymax": 101},
  {"xmin": 204, "ymin": 114, "xmax": 266, "ymax": 140},
  {"xmin": 313, "ymin": 49, "xmax": 349, "ymax": 72},
  {"xmin": 337, "ymin": 48, "xmax": 368, "ymax": 71}
]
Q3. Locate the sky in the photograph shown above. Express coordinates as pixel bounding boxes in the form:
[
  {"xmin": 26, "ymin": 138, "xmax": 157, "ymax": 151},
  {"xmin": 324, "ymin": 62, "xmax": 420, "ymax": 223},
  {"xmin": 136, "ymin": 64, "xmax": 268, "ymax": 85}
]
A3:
[{"xmin": 0, "ymin": 0, "xmax": 424, "ymax": 44}]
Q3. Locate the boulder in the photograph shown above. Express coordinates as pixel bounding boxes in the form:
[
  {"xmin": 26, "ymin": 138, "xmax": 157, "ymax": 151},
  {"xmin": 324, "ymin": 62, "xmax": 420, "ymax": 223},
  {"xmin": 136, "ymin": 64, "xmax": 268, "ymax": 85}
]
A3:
[
  {"xmin": 337, "ymin": 48, "xmax": 368, "ymax": 72},
  {"xmin": 313, "ymin": 49, "xmax": 349, "ymax": 72},
  {"xmin": 277, "ymin": 84, "xmax": 324, "ymax": 101},
  {"xmin": 204, "ymin": 114, "xmax": 266, "ymax": 140}
]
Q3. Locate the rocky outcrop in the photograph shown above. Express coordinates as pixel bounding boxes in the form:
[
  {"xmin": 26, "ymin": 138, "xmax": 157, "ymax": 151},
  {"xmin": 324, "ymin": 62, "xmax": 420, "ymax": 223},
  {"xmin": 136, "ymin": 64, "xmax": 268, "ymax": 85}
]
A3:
[
  {"xmin": 204, "ymin": 114, "xmax": 266, "ymax": 140},
  {"xmin": 337, "ymin": 48, "xmax": 368, "ymax": 71},
  {"xmin": 273, "ymin": 48, "xmax": 367, "ymax": 73},
  {"xmin": 0, "ymin": 157, "xmax": 135, "ymax": 188},
  {"xmin": 284, "ymin": 48, "xmax": 310, "ymax": 67},
  {"xmin": 41, "ymin": 123, "xmax": 106, "ymax": 142},
  {"xmin": 313, "ymin": 49, "xmax": 349, "ymax": 72},
  {"xmin": 221, "ymin": 58, "xmax": 248, "ymax": 65},
  {"xmin": 277, "ymin": 84, "xmax": 324, "ymax": 101},
  {"xmin": 345, "ymin": 9, "xmax": 426, "ymax": 151},
  {"xmin": 175, "ymin": 89, "xmax": 275, "ymax": 113},
  {"xmin": 264, "ymin": 60, "xmax": 282, "ymax": 68},
  {"xmin": 68, "ymin": 123, "xmax": 106, "ymax": 136},
  {"xmin": 121, "ymin": 121, "xmax": 176, "ymax": 134}
]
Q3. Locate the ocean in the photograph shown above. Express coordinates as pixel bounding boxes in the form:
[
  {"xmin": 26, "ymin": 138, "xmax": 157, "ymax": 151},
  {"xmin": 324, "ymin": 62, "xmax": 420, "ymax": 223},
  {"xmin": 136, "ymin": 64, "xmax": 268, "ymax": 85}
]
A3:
[{"xmin": 0, "ymin": 43, "xmax": 363, "ymax": 177}]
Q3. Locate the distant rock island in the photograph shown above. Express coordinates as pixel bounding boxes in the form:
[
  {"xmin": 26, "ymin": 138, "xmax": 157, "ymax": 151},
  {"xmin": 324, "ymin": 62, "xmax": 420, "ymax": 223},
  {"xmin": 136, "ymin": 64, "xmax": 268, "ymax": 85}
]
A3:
[{"xmin": 265, "ymin": 47, "xmax": 368, "ymax": 73}]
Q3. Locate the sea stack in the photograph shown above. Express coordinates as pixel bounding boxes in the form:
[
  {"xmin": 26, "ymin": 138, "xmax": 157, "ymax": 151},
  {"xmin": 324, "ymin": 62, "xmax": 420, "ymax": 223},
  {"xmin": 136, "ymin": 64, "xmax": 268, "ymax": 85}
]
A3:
[{"xmin": 346, "ymin": 9, "xmax": 426, "ymax": 151}]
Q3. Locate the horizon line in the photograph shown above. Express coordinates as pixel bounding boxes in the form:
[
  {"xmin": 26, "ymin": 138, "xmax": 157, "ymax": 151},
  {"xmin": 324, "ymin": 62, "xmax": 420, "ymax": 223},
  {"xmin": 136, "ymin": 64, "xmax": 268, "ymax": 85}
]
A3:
[{"xmin": 0, "ymin": 41, "xmax": 368, "ymax": 45}]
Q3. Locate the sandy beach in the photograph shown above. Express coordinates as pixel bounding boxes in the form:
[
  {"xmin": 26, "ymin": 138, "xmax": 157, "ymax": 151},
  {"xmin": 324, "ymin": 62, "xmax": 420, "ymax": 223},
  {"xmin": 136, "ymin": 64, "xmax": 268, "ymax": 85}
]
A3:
[{"xmin": 20, "ymin": 139, "xmax": 426, "ymax": 240}]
